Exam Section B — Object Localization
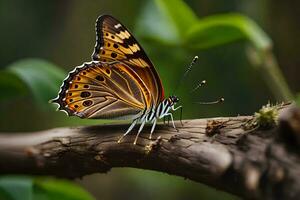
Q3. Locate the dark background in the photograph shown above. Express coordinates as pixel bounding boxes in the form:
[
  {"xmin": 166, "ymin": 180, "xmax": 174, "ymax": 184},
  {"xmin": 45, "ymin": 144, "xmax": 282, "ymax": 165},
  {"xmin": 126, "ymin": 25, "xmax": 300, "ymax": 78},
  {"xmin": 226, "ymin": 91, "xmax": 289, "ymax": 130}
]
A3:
[{"xmin": 0, "ymin": 0, "xmax": 299, "ymax": 199}]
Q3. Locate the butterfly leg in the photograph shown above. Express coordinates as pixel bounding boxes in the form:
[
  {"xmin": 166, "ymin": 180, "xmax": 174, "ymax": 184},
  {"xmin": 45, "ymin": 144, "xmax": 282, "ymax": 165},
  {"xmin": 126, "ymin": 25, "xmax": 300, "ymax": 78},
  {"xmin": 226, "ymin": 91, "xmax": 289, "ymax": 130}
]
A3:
[
  {"xmin": 133, "ymin": 119, "xmax": 146, "ymax": 145},
  {"xmin": 180, "ymin": 106, "xmax": 183, "ymax": 126},
  {"xmin": 118, "ymin": 119, "xmax": 138, "ymax": 143},
  {"xmin": 172, "ymin": 105, "xmax": 183, "ymax": 126},
  {"xmin": 172, "ymin": 105, "xmax": 182, "ymax": 111},
  {"xmin": 163, "ymin": 115, "xmax": 170, "ymax": 125},
  {"xmin": 149, "ymin": 118, "xmax": 157, "ymax": 140},
  {"xmin": 164, "ymin": 113, "xmax": 178, "ymax": 132}
]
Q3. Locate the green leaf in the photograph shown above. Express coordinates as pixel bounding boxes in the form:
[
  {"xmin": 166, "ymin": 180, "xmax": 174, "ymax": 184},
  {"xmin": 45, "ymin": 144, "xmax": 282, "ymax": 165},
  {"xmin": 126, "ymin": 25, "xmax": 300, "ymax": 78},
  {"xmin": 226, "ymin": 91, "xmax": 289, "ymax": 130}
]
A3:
[
  {"xmin": 296, "ymin": 94, "xmax": 300, "ymax": 106},
  {"xmin": 0, "ymin": 187, "xmax": 13, "ymax": 200},
  {"xmin": 0, "ymin": 176, "xmax": 94, "ymax": 200},
  {"xmin": 3, "ymin": 58, "xmax": 65, "ymax": 107},
  {"xmin": 33, "ymin": 178, "xmax": 94, "ymax": 200},
  {"xmin": 185, "ymin": 13, "xmax": 272, "ymax": 50},
  {"xmin": 0, "ymin": 176, "xmax": 33, "ymax": 200},
  {"xmin": 155, "ymin": 0, "xmax": 198, "ymax": 37},
  {"xmin": 0, "ymin": 71, "xmax": 28, "ymax": 100},
  {"xmin": 135, "ymin": 0, "xmax": 180, "ymax": 45},
  {"xmin": 136, "ymin": 0, "xmax": 198, "ymax": 45}
]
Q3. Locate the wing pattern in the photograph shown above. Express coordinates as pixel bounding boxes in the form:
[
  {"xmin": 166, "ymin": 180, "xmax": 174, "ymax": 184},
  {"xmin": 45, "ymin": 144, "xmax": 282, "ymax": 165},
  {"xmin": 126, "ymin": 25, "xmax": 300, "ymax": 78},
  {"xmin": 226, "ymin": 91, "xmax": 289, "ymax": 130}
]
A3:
[
  {"xmin": 92, "ymin": 15, "xmax": 164, "ymax": 108},
  {"xmin": 51, "ymin": 61, "xmax": 146, "ymax": 119}
]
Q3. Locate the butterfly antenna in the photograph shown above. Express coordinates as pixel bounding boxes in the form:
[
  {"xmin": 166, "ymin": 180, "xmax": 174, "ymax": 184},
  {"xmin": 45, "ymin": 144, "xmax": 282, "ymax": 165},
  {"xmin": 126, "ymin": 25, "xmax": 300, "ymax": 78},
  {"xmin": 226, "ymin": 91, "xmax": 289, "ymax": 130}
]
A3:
[
  {"xmin": 173, "ymin": 56, "xmax": 199, "ymax": 94},
  {"xmin": 190, "ymin": 80, "xmax": 206, "ymax": 93},
  {"xmin": 195, "ymin": 97, "xmax": 225, "ymax": 105}
]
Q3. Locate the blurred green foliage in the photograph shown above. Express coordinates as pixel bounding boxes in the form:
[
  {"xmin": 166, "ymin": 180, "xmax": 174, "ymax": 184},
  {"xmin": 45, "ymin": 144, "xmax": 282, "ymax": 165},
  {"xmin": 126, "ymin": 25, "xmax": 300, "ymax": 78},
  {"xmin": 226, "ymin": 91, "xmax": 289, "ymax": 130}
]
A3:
[
  {"xmin": 186, "ymin": 14, "xmax": 270, "ymax": 50},
  {"xmin": 0, "ymin": 176, "xmax": 94, "ymax": 200},
  {"xmin": 0, "ymin": 71, "xmax": 27, "ymax": 101},
  {"xmin": 0, "ymin": 0, "xmax": 298, "ymax": 200},
  {"xmin": 296, "ymin": 94, "xmax": 300, "ymax": 106},
  {"xmin": 1, "ymin": 59, "xmax": 65, "ymax": 108},
  {"xmin": 137, "ymin": 0, "xmax": 291, "ymax": 101},
  {"xmin": 139, "ymin": 0, "xmax": 271, "ymax": 50}
]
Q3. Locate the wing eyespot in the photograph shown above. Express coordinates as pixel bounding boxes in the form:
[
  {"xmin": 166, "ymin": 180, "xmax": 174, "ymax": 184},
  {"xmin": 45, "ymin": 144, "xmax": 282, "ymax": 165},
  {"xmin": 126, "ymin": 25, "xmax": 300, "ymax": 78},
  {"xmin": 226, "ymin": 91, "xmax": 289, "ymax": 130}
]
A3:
[
  {"xmin": 84, "ymin": 85, "xmax": 89, "ymax": 88},
  {"xmin": 96, "ymin": 75, "xmax": 104, "ymax": 81},
  {"xmin": 74, "ymin": 85, "xmax": 78, "ymax": 89},
  {"xmin": 111, "ymin": 53, "xmax": 117, "ymax": 58},
  {"xmin": 80, "ymin": 91, "xmax": 91, "ymax": 98},
  {"xmin": 74, "ymin": 105, "xmax": 79, "ymax": 108},
  {"xmin": 113, "ymin": 44, "xmax": 118, "ymax": 48},
  {"xmin": 83, "ymin": 100, "xmax": 93, "ymax": 107},
  {"xmin": 106, "ymin": 69, "xmax": 111, "ymax": 74}
]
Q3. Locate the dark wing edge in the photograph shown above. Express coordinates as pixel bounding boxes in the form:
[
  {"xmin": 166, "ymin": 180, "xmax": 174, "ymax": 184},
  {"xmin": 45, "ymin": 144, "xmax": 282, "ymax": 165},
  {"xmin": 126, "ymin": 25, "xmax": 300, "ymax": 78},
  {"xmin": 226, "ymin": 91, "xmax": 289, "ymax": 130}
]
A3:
[
  {"xmin": 92, "ymin": 14, "xmax": 154, "ymax": 65},
  {"xmin": 92, "ymin": 14, "xmax": 106, "ymax": 61},
  {"xmin": 91, "ymin": 14, "xmax": 165, "ymax": 104},
  {"xmin": 50, "ymin": 61, "xmax": 98, "ymax": 116},
  {"xmin": 50, "ymin": 61, "xmax": 146, "ymax": 119}
]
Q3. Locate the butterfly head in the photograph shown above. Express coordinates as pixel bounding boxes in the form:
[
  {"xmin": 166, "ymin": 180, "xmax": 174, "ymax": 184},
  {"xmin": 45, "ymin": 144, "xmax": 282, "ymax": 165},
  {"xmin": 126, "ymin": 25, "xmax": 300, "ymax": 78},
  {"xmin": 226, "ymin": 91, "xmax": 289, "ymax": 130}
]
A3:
[{"xmin": 169, "ymin": 95, "xmax": 179, "ymax": 105}]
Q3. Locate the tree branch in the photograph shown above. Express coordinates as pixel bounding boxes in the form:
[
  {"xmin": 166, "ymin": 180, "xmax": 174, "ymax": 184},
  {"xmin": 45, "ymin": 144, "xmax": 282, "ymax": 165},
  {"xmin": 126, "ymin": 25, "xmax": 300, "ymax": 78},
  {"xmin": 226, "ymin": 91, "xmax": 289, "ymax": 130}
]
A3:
[{"xmin": 0, "ymin": 104, "xmax": 299, "ymax": 200}]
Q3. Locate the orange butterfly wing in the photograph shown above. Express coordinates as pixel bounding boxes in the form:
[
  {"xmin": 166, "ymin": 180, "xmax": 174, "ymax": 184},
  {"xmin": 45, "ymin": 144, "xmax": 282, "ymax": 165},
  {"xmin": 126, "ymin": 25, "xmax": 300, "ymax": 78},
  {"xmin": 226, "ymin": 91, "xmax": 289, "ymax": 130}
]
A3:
[
  {"xmin": 92, "ymin": 15, "xmax": 164, "ymax": 109},
  {"xmin": 52, "ymin": 61, "xmax": 146, "ymax": 119}
]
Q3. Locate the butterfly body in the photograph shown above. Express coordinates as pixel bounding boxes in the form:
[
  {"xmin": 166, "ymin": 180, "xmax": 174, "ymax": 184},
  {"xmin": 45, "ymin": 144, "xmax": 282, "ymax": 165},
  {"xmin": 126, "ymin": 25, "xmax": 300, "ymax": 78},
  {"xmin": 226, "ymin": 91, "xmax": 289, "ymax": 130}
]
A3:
[
  {"xmin": 51, "ymin": 15, "xmax": 181, "ymax": 144},
  {"xmin": 120, "ymin": 95, "xmax": 180, "ymax": 144}
]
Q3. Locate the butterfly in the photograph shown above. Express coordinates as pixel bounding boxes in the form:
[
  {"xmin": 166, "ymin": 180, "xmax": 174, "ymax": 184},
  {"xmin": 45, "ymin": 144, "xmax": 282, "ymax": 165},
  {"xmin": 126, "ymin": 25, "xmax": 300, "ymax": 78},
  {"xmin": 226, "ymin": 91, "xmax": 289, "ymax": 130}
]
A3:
[{"xmin": 51, "ymin": 15, "xmax": 181, "ymax": 144}]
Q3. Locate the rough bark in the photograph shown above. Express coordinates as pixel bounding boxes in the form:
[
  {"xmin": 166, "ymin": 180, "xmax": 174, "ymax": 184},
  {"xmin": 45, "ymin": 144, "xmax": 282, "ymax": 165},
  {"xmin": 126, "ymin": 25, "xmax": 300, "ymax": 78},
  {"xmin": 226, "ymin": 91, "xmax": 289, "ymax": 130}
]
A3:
[{"xmin": 0, "ymin": 104, "xmax": 299, "ymax": 200}]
